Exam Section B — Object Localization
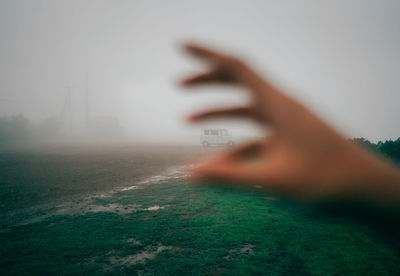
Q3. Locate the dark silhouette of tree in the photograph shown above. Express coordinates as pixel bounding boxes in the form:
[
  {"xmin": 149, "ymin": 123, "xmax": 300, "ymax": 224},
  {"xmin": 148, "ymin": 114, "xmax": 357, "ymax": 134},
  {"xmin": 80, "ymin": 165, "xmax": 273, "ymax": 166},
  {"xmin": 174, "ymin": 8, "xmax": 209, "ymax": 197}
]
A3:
[
  {"xmin": 350, "ymin": 137, "xmax": 378, "ymax": 151},
  {"xmin": 350, "ymin": 137, "xmax": 400, "ymax": 165},
  {"xmin": 0, "ymin": 115, "xmax": 61, "ymax": 145},
  {"xmin": 0, "ymin": 114, "xmax": 31, "ymax": 143},
  {"xmin": 378, "ymin": 138, "xmax": 400, "ymax": 164}
]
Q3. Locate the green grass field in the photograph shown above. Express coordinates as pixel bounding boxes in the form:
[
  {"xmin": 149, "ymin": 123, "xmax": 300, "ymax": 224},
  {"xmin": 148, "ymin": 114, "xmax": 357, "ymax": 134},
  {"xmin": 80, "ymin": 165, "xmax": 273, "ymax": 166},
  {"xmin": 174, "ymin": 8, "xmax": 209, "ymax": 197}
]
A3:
[{"xmin": 2, "ymin": 178, "xmax": 400, "ymax": 275}]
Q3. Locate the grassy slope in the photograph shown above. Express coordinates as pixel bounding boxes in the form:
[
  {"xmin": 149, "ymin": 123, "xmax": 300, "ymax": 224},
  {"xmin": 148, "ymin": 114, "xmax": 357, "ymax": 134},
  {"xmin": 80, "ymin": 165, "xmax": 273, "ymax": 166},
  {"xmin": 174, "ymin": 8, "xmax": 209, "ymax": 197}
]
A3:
[{"xmin": 1, "ymin": 180, "xmax": 400, "ymax": 275}]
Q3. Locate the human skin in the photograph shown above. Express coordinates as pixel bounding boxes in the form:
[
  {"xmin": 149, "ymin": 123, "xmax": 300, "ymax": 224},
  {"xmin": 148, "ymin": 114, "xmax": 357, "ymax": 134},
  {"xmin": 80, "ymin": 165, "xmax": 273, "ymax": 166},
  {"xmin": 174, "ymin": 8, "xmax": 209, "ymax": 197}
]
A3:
[{"xmin": 180, "ymin": 43, "xmax": 400, "ymax": 211}]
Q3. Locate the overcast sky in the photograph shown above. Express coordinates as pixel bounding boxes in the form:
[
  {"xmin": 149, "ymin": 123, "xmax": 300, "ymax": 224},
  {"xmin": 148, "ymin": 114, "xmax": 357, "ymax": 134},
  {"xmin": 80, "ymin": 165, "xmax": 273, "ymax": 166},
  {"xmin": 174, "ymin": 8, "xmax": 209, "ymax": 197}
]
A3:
[{"xmin": 0, "ymin": 0, "xmax": 399, "ymax": 143}]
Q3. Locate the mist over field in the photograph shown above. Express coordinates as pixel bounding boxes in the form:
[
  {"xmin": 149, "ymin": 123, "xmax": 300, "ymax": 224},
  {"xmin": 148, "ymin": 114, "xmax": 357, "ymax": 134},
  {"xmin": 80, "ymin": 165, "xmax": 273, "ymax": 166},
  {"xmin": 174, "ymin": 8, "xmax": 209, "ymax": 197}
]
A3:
[
  {"xmin": 1, "ymin": 0, "xmax": 400, "ymax": 146},
  {"xmin": 2, "ymin": 1, "xmax": 400, "ymax": 275}
]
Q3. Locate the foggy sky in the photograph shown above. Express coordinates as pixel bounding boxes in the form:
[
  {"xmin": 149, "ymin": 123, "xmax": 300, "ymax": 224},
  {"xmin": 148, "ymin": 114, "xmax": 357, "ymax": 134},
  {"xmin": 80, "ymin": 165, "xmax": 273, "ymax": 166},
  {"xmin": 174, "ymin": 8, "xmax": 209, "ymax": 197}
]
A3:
[{"xmin": 0, "ymin": 0, "xmax": 399, "ymax": 143}]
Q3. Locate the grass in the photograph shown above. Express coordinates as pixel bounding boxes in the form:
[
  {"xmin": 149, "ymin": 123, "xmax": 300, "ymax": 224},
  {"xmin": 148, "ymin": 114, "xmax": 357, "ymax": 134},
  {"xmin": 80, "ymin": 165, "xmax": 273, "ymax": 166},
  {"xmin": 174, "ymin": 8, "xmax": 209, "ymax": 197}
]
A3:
[{"xmin": 1, "ymin": 179, "xmax": 400, "ymax": 275}]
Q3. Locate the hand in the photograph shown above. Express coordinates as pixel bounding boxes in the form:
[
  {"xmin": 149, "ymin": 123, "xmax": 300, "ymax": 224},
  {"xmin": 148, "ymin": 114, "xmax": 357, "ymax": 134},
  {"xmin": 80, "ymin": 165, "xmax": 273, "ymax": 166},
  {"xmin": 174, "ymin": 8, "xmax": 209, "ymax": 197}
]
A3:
[{"xmin": 181, "ymin": 43, "xmax": 400, "ymax": 209}]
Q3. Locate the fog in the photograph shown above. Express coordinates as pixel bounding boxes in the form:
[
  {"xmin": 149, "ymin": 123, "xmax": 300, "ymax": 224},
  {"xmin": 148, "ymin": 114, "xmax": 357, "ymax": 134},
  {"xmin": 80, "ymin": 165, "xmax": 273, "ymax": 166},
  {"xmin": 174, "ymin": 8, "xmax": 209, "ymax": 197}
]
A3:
[{"xmin": 1, "ymin": 0, "xmax": 400, "ymax": 145}]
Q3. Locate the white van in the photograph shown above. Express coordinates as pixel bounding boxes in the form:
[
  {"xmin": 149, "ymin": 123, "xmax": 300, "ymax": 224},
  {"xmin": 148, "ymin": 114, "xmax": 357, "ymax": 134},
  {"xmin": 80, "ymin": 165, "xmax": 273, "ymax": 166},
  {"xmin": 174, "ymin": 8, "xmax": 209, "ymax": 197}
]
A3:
[{"xmin": 200, "ymin": 128, "xmax": 235, "ymax": 147}]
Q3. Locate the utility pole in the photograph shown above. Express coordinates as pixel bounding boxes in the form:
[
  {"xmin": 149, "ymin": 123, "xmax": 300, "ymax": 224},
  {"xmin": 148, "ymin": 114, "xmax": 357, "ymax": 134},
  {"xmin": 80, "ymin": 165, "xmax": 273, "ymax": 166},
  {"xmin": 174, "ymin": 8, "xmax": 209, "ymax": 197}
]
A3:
[
  {"xmin": 85, "ymin": 71, "xmax": 90, "ymax": 131},
  {"xmin": 61, "ymin": 87, "xmax": 72, "ymax": 134}
]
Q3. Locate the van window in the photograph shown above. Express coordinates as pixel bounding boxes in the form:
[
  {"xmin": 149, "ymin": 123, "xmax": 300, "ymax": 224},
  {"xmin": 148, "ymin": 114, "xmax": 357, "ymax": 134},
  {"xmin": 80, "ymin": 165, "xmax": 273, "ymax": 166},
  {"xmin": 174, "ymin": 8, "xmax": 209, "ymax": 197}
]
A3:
[
  {"xmin": 211, "ymin": 130, "xmax": 218, "ymax": 135},
  {"xmin": 204, "ymin": 130, "xmax": 210, "ymax": 135}
]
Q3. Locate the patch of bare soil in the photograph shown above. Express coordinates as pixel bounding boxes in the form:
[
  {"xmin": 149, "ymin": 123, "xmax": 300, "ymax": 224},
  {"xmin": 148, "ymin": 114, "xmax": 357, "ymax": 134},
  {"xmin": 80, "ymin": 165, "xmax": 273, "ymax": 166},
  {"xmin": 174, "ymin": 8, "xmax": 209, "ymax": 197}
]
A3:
[
  {"xmin": 87, "ymin": 244, "xmax": 182, "ymax": 268},
  {"xmin": 126, "ymin": 238, "xmax": 141, "ymax": 245},
  {"xmin": 224, "ymin": 244, "xmax": 255, "ymax": 260},
  {"xmin": 2, "ymin": 164, "xmax": 182, "ymax": 227},
  {"xmin": 1, "ymin": 145, "xmax": 210, "ymax": 226},
  {"xmin": 109, "ymin": 245, "xmax": 177, "ymax": 266},
  {"xmin": 0, "ymin": 145, "xmax": 207, "ymax": 215},
  {"xmin": 85, "ymin": 203, "xmax": 142, "ymax": 215}
]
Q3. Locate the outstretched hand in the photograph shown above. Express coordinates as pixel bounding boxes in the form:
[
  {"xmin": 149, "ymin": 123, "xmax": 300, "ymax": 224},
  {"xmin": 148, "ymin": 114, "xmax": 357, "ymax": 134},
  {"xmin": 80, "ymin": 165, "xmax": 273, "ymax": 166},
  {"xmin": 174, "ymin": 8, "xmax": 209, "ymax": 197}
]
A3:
[{"xmin": 181, "ymin": 43, "xmax": 400, "ymax": 209}]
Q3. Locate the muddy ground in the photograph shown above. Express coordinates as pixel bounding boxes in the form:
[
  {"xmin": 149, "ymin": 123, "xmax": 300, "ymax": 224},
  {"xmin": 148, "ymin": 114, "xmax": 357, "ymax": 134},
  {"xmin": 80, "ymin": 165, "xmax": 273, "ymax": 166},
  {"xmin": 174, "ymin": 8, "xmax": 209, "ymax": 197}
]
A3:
[{"xmin": 0, "ymin": 144, "xmax": 212, "ymax": 226}]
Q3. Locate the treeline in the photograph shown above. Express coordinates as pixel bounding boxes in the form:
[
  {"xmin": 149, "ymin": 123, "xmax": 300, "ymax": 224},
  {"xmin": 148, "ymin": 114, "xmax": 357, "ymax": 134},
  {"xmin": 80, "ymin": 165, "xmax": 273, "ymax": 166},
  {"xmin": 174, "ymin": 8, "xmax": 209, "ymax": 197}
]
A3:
[
  {"xmin": 0, "ymin": 114, "xmax": 60, "ymax": 144},
  {"xmin": 351, "ymin": 137, "xmax": 400, "ymax": 164},
  {"xmin": 1, "ymin": 114, "xmax": 399, "ymax": 163}
]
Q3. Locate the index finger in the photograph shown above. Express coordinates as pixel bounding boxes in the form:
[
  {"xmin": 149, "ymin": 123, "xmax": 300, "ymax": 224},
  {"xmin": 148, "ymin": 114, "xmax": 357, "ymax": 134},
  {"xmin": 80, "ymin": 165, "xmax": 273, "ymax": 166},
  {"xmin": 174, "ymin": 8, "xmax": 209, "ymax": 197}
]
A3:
[
  {"xmin": 183, "ymin": 43, "xmax": 227, "ymax": 63},
  {"xmin": 182, "ymin": 43, "xmax": 269, "ymax": 94}
]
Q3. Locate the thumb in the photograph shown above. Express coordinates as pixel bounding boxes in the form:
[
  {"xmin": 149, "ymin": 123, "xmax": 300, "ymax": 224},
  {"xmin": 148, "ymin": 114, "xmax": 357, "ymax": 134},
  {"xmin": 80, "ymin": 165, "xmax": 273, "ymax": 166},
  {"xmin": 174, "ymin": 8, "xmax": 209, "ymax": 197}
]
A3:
[{"xmin": 190, "ymin": 158, "xmax": 268, "ymax": 189}]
